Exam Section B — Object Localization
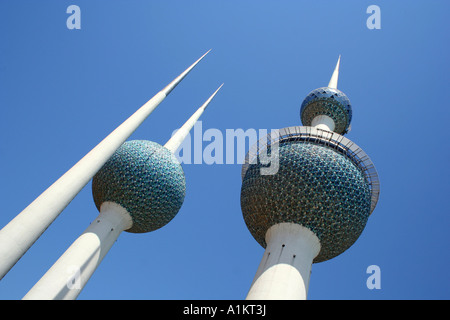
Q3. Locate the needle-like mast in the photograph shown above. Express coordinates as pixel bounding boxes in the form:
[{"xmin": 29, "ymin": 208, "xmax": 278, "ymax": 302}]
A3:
[
  {"xmin": 328, "ymin": 55, "xmax": 341, "ymax": 89},
  {"xmin": 164, "ymin": 84, "xmax": 223, "ymax": 153}
]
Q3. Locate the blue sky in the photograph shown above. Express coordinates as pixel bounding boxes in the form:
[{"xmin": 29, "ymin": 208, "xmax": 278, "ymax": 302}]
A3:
[{"xmin": 0, "ymin": 0, "xmax": 449, "ymax": 300}]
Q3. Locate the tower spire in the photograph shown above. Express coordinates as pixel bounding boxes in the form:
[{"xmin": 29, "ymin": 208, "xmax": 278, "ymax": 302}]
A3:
[
  {"xmin": 164, "ymin": 84, "xmax": 223, "ymax": 153},
  {"xmin": 23, "ymin": 84, "xmax": 223, "ymax": 300},
  {"xmin": 328, "ymin": 55, "xmax": 341, "ymax": 89},
  {"xmin": 162, "ymin": 49, "xmax": 211, "ymax": 96}
]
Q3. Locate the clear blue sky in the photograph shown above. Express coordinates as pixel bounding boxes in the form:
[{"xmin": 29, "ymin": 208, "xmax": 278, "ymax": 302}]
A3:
[{"xmin": 0, "ymin": 0, "xmax": 449, "ymax": 300}]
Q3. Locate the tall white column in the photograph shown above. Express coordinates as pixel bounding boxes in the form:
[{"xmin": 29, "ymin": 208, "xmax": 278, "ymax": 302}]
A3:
[
  {"xmin": 23, "ymin": 202, "xmax": 132, "ymax": 300},
  {"xmin": 0, "ymin": 50, "xmax": 210, "ymax": 280},
  {"xmin": 246, "ymin": 223, "xmax": 321, "ymax": 300}
]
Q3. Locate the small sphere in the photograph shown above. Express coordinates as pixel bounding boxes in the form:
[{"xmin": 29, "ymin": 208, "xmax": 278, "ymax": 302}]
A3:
[
  {"xmin": 240, "ymin": 141, "xmax": 371, "ymax": 262},
  {"xmin": 92, "ymin": 140, "xmax": 186, "ymax": 233},
  {"xmin": 300, "ymin": 87, "xmax": 352, "ymax": 134}
]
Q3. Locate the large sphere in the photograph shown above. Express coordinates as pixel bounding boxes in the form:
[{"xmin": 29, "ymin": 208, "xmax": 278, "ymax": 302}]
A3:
[
  {"xmin": 240, "ymin": 141, "xmax": 371, "ymax": 262},
  {"xmin": 92, "ymin": 140, "xmax": 186, "ymax": 233},
  {"xmin": 300, "ymin": 87, "xmax": 352, "ymax": 134}
]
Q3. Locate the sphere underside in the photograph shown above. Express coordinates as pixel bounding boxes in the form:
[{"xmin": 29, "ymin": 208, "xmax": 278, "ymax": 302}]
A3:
[
  {"xmin": 92, "ymin": 140, "xmax": 186, "ymax": 233},
  {"xmin": 300, "ymin": 87, "xmax": 352, "ymax": 134},
  {"xmin": 240, "ymin": 141, "xmax": 371, "ymax": 262}
]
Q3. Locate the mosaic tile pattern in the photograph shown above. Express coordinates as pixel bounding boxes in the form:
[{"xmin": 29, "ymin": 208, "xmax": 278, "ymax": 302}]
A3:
[
  {"xmin": 300, "ymin": 87, "xmax": 352, "ymax": 134},
  {"xmin": 240, "ymin": 141, "xmax": 371, "ymax": 263},
  {"xmin": 92, "ymin": 140, "xmax": 186, "ymax": 233}
]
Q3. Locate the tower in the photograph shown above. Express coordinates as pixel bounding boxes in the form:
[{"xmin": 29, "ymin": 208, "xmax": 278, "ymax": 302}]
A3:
[
  {"xmin": 0, "ymin": 51, "xmax": 210, "ymax": 280},
  {"xmin": 22, "ymin": 85, "xmax": 222, "ymax": 300},
  {"xmin": 240, "ymin": 57, "xmax": 380, "ymax": 299}
]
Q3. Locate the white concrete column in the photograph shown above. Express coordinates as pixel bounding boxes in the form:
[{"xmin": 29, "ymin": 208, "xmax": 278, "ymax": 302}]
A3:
[
  {"xmin": 311, "ymin": 115, "xmax": 335, "ymax": 132},
  {"xmin": 0, "ymin": 50, "xmax": 210, "ymax": 280},
  {"xmin": 22, "ymin": 202, "xmax": 132, "ymax": 300},
  {"xmin": 246, "ymin": 223, "xmax": 321, "ymax": 300}
]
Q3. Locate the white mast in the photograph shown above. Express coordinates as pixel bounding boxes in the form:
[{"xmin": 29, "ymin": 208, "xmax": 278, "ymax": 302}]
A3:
[
  {"xmin": 0, "ymin": 50, "xmax": 210, "ymax": 280},
  {"xmin": 164, "ymin": 84, "xmax": 223, "ymax": 153},
  {"xmin": 327, "ymin": 54, "xmax": 341, "ymax": 89},
  {"xmin": 312, "ymin": 55, "xmax": 341, "ymax": 132}
]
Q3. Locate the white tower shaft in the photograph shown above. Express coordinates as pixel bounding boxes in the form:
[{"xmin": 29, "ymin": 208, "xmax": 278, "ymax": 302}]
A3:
[
  {"xmin": 311, "ymin": 115, "xmax": 335, "ymax": 131},
  {"xmin": 246, "ymin": 223, "xmax": 320, "ymax": 300},
  {"xmin": 0, "ymin": 50, "xmax": 210, "ymax": 280},
  {"xmin": 23, "ymin": 202, "xmax": 132, "ymax": 300}
]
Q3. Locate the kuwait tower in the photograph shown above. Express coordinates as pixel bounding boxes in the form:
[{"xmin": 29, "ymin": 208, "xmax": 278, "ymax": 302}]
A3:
[
  {"xmin": 240, "ymin": 57, "xmax": 380, "ymax": 300},
  {"xmin": 23, "ymin": 85, "xmax": 222, "ymax": 300},
  {"xmin": 0, "ymin": 51, "xmax": 212, "ymax": 280}
]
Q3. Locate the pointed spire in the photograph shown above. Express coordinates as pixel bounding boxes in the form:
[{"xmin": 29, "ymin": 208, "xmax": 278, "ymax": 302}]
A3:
[
  {"xmin": 328, "ymin": 55, "xmax": 341, "ymax": 89},
  {"xmin": 161, "ymin": 49, "xmax": 211, "ymax": 96},
  {"xmin": 164, "ymin": 84, "xmax": 223, "ymax": 153}
]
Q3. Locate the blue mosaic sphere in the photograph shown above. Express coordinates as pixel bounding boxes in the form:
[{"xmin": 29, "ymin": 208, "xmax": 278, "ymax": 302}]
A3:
[
  {"xmin": 92, "ymin": 140, "xmax": 186, "ymax": 233},
  {"xmin": 240, "ymin": 141, "xmax": 372, "ymax": 262},
  {"xmin": 300, "ymin": 87, "xmax": 352, "ymax": 134}
]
